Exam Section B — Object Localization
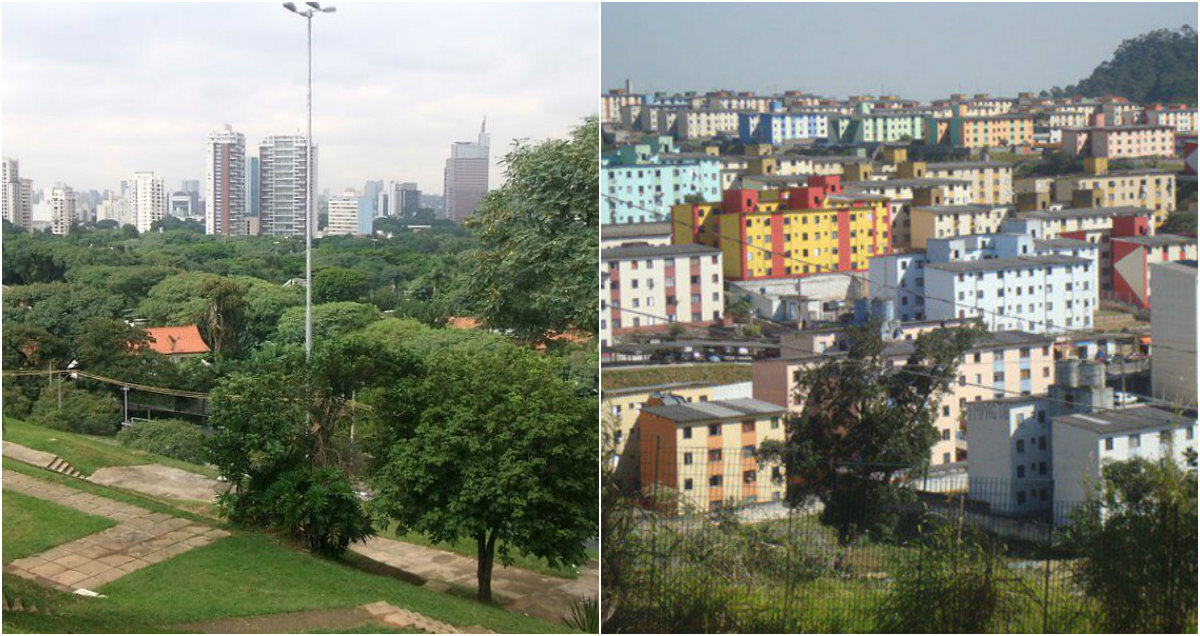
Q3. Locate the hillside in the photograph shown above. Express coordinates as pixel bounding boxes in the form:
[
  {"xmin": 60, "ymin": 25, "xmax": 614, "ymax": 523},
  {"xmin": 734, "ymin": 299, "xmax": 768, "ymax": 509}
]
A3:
[{"xmin": 1048, "ymin": 26, "xmax": 1197, "ymax": 104}]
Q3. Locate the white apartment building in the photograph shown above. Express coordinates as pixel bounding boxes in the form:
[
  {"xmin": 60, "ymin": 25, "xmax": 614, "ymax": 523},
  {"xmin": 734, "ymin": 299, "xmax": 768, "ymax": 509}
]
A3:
[
  {"xmin": 1053, "ymin": 406, "xmax": 1196, "ymax": 522},
  {"xmin": 966, "ymin": 398, "xmax": 1055, "ymax": 513},
  {"xmin": 325, "ymin": 190, "xmax": 360, "ymax": 236},
  {"xmin": 669, "ymin": 109, "xmax": 741, "ymax": 140},
  {"xmin": 128, "ymin": 171, "xmax": 166, "ymax": 234},
  {"xmin": 205, "ymin": 125, "xmax": 247, "ymax": 236},
  {"xmin": 260, "ymin": 135, "xmax": 316, "ymax": 237},
  {"xmin": 601, "ymin": 243, "xmax": 724, "ymax": 349},
  {"xmin": 48, "ymin": 184, "xmax": 76, "ymax": 236},
  {"xmin": 1149, "ymin": 260, "xmax": 1197, "ymax": 408},
  {"xmin": 2, "ymin": 158, "xmax": 33, "ymax": 230},
  {"xmin": 909, "ymin": 204, "xmax": 1012, "ymax": 248},
  {"xmin": 922, "ymin": 162, "xmax": 1014, "ymax": 205},
  {"xmin": 1145, "ymin": 107, "xmax": 1197, "ymax": 134}
]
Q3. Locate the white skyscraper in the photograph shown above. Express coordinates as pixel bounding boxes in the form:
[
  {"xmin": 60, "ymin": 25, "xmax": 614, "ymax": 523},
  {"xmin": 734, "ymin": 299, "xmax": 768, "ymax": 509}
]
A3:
[
  {"xmin": 259, "ymin": 135, "xmax": 317, "ymax": 238},
  {"xmin": 443, "ymin": 118, "xmax": 489, "ymax": 223},
  {"xmin": 3, "ymin": 158, "xmax": 33, "ymax": 230},
  {"xmin": 206, "ymin": 125, "xmax": 248, "ymax": 236},
  {"xmin": 48, "ymin": 184, "xmax": 76, "ymax": 236},
  {"xmin": 129, "ymin": 171, "xmax": 166, "ymax": 233}
]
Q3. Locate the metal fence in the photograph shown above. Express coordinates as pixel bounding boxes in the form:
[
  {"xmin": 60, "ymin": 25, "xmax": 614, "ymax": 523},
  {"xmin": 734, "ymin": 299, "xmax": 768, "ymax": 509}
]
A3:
[{"xmin": 602, "ymin": 447, "xmax": 1196, "ymax": 633}]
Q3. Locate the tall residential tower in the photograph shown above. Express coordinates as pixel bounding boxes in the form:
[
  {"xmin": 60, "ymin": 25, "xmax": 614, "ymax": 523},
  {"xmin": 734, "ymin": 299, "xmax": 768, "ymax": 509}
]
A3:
[
  {"xmin": 129, "ymin": 171, "xmax": 166, "ymax": 233},
  {"xmin": 206, "ymin": 125, "xmax": 247, "ymax": 236},
  {"xmin": 259, "ymin": 135, "xmax": 316, "ymax": 238}
]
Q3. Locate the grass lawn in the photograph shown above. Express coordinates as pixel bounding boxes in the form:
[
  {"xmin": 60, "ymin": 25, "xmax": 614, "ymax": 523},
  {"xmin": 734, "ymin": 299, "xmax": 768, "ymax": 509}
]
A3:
[
  {"xmin": 602, "ymin": 363, "xmax": 752, "ymax": 390},
  {"xmin": 2, "ymin": 533, "xmax": 569, "ymax": 634},
  {"xmin": 2, "ymin": 490, "xmax": 117, "ymax": 563},
  {"xmin": 3, "ymin": 457, "xmax": 216, "ymax": 525},
  {"xmin": 384, "ymin": 525, "xmax": 590, "ymax": 579},
  {"xmin": 2, "ymin": 417, "xmax": 219, "ymax": 478}
]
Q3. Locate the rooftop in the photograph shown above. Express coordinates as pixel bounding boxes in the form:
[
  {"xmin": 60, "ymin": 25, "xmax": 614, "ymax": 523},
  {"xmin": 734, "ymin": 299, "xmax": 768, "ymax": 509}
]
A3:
[
  {"xmin": 1035, "ymin": 238, "xmax": 1093, "ymax": 249},
  {"xmin": 143, "ymin": 325, "xmax": 210, "ymax": 356},
  {"xmin": 1112, "ymin": 234, "xmax": 1197, "ymax": 247},
  {"xmin": 1055, "ymin": 405, "xmax": 1195, "ymax": 435},
  {"xmin": 849, "ymin": 177, "xmax": 972, "ymax": 189},
  {"xmin": 601, "ymin": 222, "xmax": 673, "ymax": 240},
  {"xmin": 926, "ymin": 254, "xmax": 1091, "ymax": 273},
  {"xmin": 1021, "ymin": 206, "xmax": 1150, "ymax": 221},
  {"xmin": 914, "ymin": 204, "xmax": 1011, "ymax": 215},
  {"xmin": 641, "ymin": 397, "xmax": 786, "ymax": 423},
  {"xmin": 602, "ymin": 243, "xmax": 720, "ymax": 260},
  {"xmin": 926, "ymin": 161, "xmax": 1012, "ymax": 170}
]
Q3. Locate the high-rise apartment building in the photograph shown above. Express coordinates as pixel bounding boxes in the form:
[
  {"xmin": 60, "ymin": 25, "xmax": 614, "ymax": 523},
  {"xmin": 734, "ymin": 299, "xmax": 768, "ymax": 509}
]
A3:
[
  {"xmin": 2, "ymin": 158, "xmax": 33, "ymax": 230},
  {"xmin": 443, "ymin": 119, "xmax": 489, "ymax": 223},
  {"xmin": 247, "ymin": 156, "xmax": 260, "ymax": 218},
  {"xmin": 129, "ymin": 171, "xmax": 166, "ymax": 233},
  {"xmin": 49, "ymin": 184, "xmax": 76, "ymax": 236},
  {"xmin": 206, "ymin": 125, "xmax": 247, "ymax": 236},
  {"xmin": 259, "ymin": 135, "xmax": 316, "ymax": 238}
]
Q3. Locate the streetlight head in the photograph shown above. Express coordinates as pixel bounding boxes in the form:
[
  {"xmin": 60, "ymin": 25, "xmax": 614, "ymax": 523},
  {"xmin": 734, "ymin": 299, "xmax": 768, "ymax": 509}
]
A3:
[
  {"xmin": 283, "ymin": 2, "xmax": 298, "ymax": 11},
  {"xmin": 322, "ymin": 6, "xmax": 337, "ymax": 12},
  {"xmin": 306, "ymin": 1, "xmax": 321, "ymax": 8}
]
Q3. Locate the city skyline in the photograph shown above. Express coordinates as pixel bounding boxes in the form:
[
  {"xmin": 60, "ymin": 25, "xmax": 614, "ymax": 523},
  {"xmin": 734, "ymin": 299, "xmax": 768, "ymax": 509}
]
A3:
[
  {"xmin": 602, "ymin": 3, "xmax": 1198, "ymax": 102},
  {"xmin": 2, "ymin": 2, "xmax": 599, "ymax": 196}
]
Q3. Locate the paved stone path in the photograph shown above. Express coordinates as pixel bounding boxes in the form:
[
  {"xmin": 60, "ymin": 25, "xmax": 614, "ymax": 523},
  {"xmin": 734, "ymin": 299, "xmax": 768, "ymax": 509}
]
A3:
[
  {"xmin": 181, "ymin": 601, "xmax": 494, "ymax": 634},
  {"xmin": 3, "ymin": 469, "xmax": 229, "ymax": 592},
  {"xmin": 89, "ymin": 464, "xmax": 227, "ymax": 502},
  {"xmin": 351, "ymin": 537, "xmax": 597, "ymax": 624}
]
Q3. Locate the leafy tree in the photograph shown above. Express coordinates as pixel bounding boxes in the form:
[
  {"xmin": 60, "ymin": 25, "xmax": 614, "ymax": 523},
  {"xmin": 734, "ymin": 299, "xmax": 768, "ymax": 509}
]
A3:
[
  {"xmin": 275, "ymin": 301, "xmax": 382, "ymax": 343},
  {"xmin": 1160, "ymin": 208, "xmax": 1197, "ymax": 235},
  {"xmin": 369, "ymin": 337, "xmax": 597, "ymax": 602},
  {"xmin": 198, "ymin": 278, "xmax": 248, "ymax": 357},
  {"xmin": 2, "ymin": 325, "xmax": 69, "ymax": 418},
  {"xmin": 1062, "ymin": 456, "xmax": 1198, "ymax": 632},
  {"xmin": 464, "ymin": 117, "xmax": 598, "ymax": 342},
  {"xmin": 313, "ymin": 267, "xmax": 369, "ymax": 303},
  {"xmin": 137, "ymin": 272, "xmax": 222, "ymax": 325},
  {"xmin": 3, "ymin": 282, "xmax": 128, "ymax": 342},
  {"xmin": 759, "ymin": 323, "xmax": 982, "ymax": 551},
  {"xmin": 1, "ymin": 237, "xmax": 67, "ymax": 285},
  {"xmin": 65, "ymin": 265, "xmax": 176, "ymax": 310}
]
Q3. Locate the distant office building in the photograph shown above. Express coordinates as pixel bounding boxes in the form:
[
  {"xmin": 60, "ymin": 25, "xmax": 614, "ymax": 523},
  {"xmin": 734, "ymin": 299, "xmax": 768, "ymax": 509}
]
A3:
[
  {"xmin": 326, "ymin": 190, "xmax": 360, "ymax": 236},
  {"xmin": 259, "ymin": 135, "xmax": 317, "ymax": 237},
  {"xmin": 362, "ymin": 180, "xmax": 384, "ymax": 216},
  {"xmin": 48, "ymin": 184, "xmax": 76, "ymax": 236},
  {"xmin": 357, "ymin": 196, "xmax": 374, "ymax": 234},
  {"xmin": 206, "ymin": 125, "xmax": 247, "ymax": 236},
  {"xmin": 247, "ymin": 156, "xmax": 260, "ymax": 217},
  {"xmin": 396, "ymin": 181, "xmax": 421, "ymax": 216},
  {"xmin": 180, "ymin": 180, "xmax": 201, "ymax": 195},
  {"xmin": 129, "ymin": 171, "xmax": 166, "ymax": 233},
  {"xmin": 2, "ymin": 158, "xmax": 33, "ymax": 230},
  {"xmin": 169, "ymin": 191, "xmax": 193, "ymax": 218},
  {"xmin": 443, "ymin": 119, "xmax": 489, "ymax": 223}
]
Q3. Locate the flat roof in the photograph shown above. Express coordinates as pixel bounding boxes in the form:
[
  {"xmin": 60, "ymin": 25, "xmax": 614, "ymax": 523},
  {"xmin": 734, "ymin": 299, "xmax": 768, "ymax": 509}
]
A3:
[
  {"xmin": 1035, "ymin": 238, "xmax": 1093, "ymax": 249},
  {"xmin": 1022, "ymin": 205, "xmax": 1149, "ymax": 220},
  {"xmin": 926, "ymin": 161, "xmax": 1012, "ymax": 170},
  {"xmin": 602, "ymin": 381, "xmax": 722, "ymax": 397},
  {"xmin": 913, "ymin": 204, "xmax": 1011, "ymax": 215},
  {"xmin": 1055, "ymin": 405, "xmax": 1195, "ymax": 435},
  {"xmin": 602, "ymin": 243, "xmax": 719, "ymax": 260},
  {"xmin": 926, "ymin": 254, "xmax": 1091, "ymax": 273},
  {"xmin": 1112, "ymin": 234, "xmax": 1197, "ymax": 247},
  {"xmin": 642, "ymin": 398, "xmax": 786, "ymax": 423},
  {"xmin": 850, "ymin": 178, "xmax": 972, "ymax": 189},
  {"xmin": 601, "ymin": 222, "xmax": 672, "ymax": 240}
]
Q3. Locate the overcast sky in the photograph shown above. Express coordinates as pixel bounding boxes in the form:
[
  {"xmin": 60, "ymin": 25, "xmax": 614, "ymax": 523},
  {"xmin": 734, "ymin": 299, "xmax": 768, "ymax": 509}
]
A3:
[
  {"xmin": 2, "ymin": 2, "xmax": 599, "ymax": 196},
  {"xmin": 602, "ymin": 3, "xmax": 1197, "ymax": 102}
]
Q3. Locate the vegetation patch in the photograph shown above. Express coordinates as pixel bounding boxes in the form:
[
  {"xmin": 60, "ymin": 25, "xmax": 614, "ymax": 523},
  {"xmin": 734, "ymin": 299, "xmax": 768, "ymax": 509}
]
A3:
[
  {"xmin": 3, "ymin": 417, "xmax": 218, "ymax": 478},
  {"xmin": 2, "ymin": 490, "xmax": 117, "ymax": 562},
  {"xmin": 602, "ymin": 363, "xmax": 752, "ymax": 390}
]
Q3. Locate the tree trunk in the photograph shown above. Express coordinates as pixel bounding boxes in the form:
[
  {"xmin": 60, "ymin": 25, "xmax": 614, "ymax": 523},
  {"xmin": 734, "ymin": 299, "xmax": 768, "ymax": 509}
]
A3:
[{"xmin": 476, "ymin": 530, "xmax": 497, "ymax": 603}]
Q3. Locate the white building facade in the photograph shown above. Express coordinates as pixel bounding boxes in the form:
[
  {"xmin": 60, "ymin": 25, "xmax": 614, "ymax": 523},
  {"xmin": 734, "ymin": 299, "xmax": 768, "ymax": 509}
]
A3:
[
  {"xmin": 259, "ymin": 135, "xmax": 316, "ymax": 238},
  {"xmin": 129, "ymin": 171, "xmax": 166, "ymax": 234},
  {"xmin": 601, "ymin": 243, "xmax": 724, "ymax": 349}
]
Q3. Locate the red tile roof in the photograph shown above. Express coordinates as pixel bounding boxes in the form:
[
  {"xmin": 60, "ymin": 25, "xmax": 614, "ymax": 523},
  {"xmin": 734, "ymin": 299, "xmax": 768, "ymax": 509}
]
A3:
[{"xmin": 144, "ymin": 325, "xmax": 211, "ymax": 356}]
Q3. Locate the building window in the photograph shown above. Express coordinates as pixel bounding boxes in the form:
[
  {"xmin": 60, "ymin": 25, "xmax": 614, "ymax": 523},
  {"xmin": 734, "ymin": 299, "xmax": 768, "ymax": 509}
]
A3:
[
  {"xmin": 742, "ymin": 420, "xmax": 755, "ymax": 433},
  {"xmin": 743, "ymin": 470, "xmax": 757, "ymax": 484},
  {"xmin": 682, "ymin": 427, "xmax": 692, "ymax": 439},
  {"xmin": 709, "ymin": 475, "xmax": 722, "ymax": 487},
  {"xmin": 683, "ymin": 452, "xmax": 693, "ymax": 465},
  {"xmin": 1129, "ymin": 434, "xmax": 1141, "ymax": 448},
  {"xmin": 683, "ymin": 478, "xmax": 693, "ymax": 491},
  {"xmin": 1017, "ymin": 439, "xmax": 1025, "ymax": 453},
  {"xmin": 1017, "ymin": 465, "xmax": 1025, "ymax": 478},
  {"xmin": 708, "ymin": 424, "xmax": 720, "ymax": 437}
]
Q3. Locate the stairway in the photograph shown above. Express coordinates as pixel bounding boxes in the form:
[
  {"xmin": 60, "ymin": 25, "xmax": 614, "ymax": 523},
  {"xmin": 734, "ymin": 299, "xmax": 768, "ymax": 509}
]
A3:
[{"xmin": 45, "ymin": 456, "xmax": 85, "ymax": 479}]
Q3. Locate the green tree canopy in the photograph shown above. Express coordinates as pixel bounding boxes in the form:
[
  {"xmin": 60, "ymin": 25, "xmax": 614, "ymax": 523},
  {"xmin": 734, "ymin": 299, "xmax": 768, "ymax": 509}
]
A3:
[
  {"xmin": 313, "ymin": 267, "xmax": 369, "ymax": 303},
  {"xmin": 368, "ymin": 337, "xmax": 598, "ymax": 602},
  {"xmin": 464, "ymin": 117, "xmax": 598, "ymax": 342},
  {"xmin": 274, "ymin": 302, "xmax": 382, "ymax": 344}
]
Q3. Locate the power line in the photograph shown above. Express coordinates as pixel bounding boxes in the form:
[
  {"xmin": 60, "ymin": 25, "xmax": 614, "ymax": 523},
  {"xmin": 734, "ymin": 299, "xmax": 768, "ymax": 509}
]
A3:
[{"xmin": 601, "ymin": 192, "xmax": 1197, "ymax": 356}]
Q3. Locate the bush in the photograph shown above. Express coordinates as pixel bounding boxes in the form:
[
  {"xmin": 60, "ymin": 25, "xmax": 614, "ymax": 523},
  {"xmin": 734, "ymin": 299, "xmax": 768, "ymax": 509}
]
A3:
[
  {"xmin": 29, "ymin": 384, "xmax": 121, "ymax": 435},
  {"xmin": 879, "ymin": 516, "xmax": 1021, "ymax": 632},
  {"xmin": 117, "ymin": 419, "xmax": 206, "ymax": 464},
  {"xmin": 222, "ymin": 466, "xmax": 374, "ymax": 557}
]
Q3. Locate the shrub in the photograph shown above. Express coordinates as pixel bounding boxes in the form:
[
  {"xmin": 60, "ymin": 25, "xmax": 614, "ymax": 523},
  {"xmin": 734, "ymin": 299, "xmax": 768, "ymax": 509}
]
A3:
[
  {"xmin": 261, "ymin": 466, "xmax": 374, "ymax": 557},
  {"xmin": 29, "ymin": 384, "xmax": 121, "ymax": 435},
  {"xmin": 117, "ymin": 419, "xmax": 206, "ymax": 464},
  {"xmin": 879, "ymin": 515, "xmax": 1021, "ymax": 632}
]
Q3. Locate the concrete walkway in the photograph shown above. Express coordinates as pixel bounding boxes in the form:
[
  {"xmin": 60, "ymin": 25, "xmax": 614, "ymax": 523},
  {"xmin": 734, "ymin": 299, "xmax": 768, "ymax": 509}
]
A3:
[
  {"xmin": 181, "ymin": 601, "xmax": 494, "ymax": 634},
  {"xmin": 89, "ymin": 464, "xmax": 227, "ymax": 502},
  {"xmin": 351, "ymin": 536, "xmax": 598, "ymax": 624},
  {"xmin": 3, "ymin": 469, "xmax": 229, "ymax": 592}
]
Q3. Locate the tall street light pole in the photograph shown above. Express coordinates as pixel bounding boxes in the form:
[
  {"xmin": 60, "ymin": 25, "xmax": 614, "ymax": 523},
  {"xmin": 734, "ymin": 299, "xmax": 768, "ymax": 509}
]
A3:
[{"xmin": 283, "ymin": 1, "xmax": 336, "ymax": 360}]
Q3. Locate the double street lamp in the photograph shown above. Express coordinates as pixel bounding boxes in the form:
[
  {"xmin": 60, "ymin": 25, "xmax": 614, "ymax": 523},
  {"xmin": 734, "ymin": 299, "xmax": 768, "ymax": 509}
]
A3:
[{"xmin": 282, "ymin": 1, "xmax": 336, "ymax": 360}]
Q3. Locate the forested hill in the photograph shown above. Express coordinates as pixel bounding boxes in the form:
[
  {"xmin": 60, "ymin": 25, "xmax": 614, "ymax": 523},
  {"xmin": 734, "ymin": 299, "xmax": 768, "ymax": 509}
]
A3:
[{"xmin": 1047, "ymin": 26, "xmax": 1197, "ymax": 105}]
